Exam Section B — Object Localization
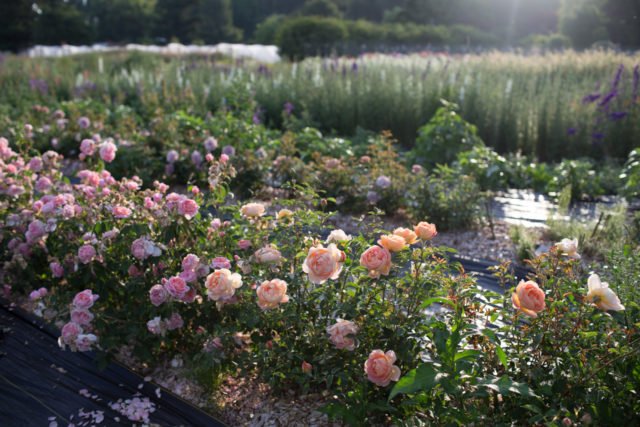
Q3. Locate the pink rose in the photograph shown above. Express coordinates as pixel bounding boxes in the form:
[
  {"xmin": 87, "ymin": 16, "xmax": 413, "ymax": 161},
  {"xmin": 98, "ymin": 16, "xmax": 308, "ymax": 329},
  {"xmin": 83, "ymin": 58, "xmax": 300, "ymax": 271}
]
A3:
[
  {"xmin": 74, "ymin": 334, "xmax": 98, "ymax": 352},
  {"xmin": 360, "ymin": 245, "xmax": 391, "ymax": 278},
  {"xmin": 149, "ymin": 284, "xmax": 167, "ymax": 306},
  {"xmin": 414, "ymin": 222, "xmax": 437, "ymax": 241},
  {"xmin": 210, "ymin": 257, "xmax": 231, "ymax": 269},
  {"xmin": 364, "ymin": 350, "xmax": 401, "ymax": 387},
  {"xmin": 73, "ymin": 289, "xmax": 99, "ymax": 309},
  {"xmin": 512, "ymin": 280, "xmax": 546, "ymax": 318},
  {"xmin": 326, "ymin": 319, "xmax": 359, "ymax": 350},
  {"xmin": 165, "ymin": 312, "xmax": 184, "ymax": 330},
  {"xmin": 182, "ymin": 254, "xmax": 200, "ymax": 271},
  {"xmin": 164, "ymin": 276, "xmax": 189, "ymax": 299},
  {"xmin": 80, "ymin": 139, "xmax": 95, "ymax": 155},
  {"xmin": 99, "ymin": 141, "xmax": 117, "ymax": 162},
  {"xmin": 237, "ymin": 240, "xmax": 252, "ymax": 250},
  {"xmin": 147, "ymin": 317, "xmax": 166, "ymax": 336},
  {"xmin": 61, "ymin": 322, "xmax": 83, "ymax": 344},
  {"xmin": 113, "ymin": 205, "xmax": 132, "ymax": 219},
  {"xmin": 256, "ymin": 279, "xmax": 290, "ymax": 310},
  {"xmin": 178, "ymin": 199, "xmax": 199, "ymax": 219},
  {"xmin": 302, "ymin": 244, "xmax": 344, "ymax": 284},
  {"xmin": 180, "ymin": 288, "xmax": 198, "ymax": 303},
  {"xmin": 35, "ymin": 177, "xmax": 52, "ymax": 193},
  {"xmin": 254, "ymin": 245, "xmax": 282, "ymax": 263},
  {"xmin": 50, "ymin": 262, "xmax": 64, "ymax": 278},
  {"xmin": 302, "ymin": 361, "xmax": 312, "ymax": 373},
  {"xmin": 205, "ymin": 269, "xmax": 242, "ymax": 302},
  {"xmin": 78, "ymin": 245, "xmax": 96, "ymax": 264},
  {"xmin": 179, "ymin": 269, "xmax": 198, "ymax": 284},
  {"xmin": 70, "ymin": 308, "xmax": 94, "ymax": 325},
  {"xmin": 28, "ymin": 156, "xmax": 42, "ymax": 172}
]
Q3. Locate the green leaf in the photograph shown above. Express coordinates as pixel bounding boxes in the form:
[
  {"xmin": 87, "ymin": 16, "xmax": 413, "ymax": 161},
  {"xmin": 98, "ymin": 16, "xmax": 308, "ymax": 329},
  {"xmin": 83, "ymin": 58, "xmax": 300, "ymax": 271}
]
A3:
[
  {"xmin": 389, "ymin": 363, "xmax": 443, "ymax": 401},
  {"xmin": 495, "ymin": 346, "xmax": 508, "ymax": 369},
  {"xmin": 477, "ymin": 375, "xmax": 538, "ymax": 398},
  {"xmin": 419, "ymin": 297, "xmax": 457, "ymax": 311},
  {"xmin": 454, "ymin": 349, "xmax": 482, "ymax": 362}
]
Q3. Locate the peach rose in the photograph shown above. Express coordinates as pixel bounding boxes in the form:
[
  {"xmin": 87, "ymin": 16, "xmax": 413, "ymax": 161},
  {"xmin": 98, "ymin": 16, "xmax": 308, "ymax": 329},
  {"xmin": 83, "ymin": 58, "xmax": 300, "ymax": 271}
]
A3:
[
  {"xmin": 205, "ymin": 269, "xmax": 243, "ymax": 302},
  {"xmin": 256, "ymin": 279, "xmax": 290, "ymax": 309},
  {"xmin": 302, "ymin": 244, "xmax": 344, "ymax": 284},
  {"xmin": 241, "ymin": 202, "xmax": 265, "ymax": 218},
  {"xmin": 512, "ymin": 280, "xmax": 546, "ymax": 318},
  {"xmin": 414, "ymin": 222, "xmax": 437, "ymax": 240},
  {"xmin": 326, "ymin": 319, "xmax": 359, "ymax": 350},
  {"xmin": 586, "ymin": 273, "xmax": 624, "ymax": 311},
  {"xmin": 393, "ymin": 227, "xmax": 418, "ymax": 245},
  {"xmin": 112, "ymin": 205, "xmax": 132, "ymax": 219},
  {"xmin": 378, "ymin": 234, "xmax": 406, "ymax": 252},
  {"xmin": 364, "ymin": 349, "xmax": 401, "ymax": 387},
  {"xmin": 254, "ymin": 245, "xmax": 282, "ymax": 264},
  {"xmin": 360, "ymin": 245, "xmax": 391, "ymax": 278}
]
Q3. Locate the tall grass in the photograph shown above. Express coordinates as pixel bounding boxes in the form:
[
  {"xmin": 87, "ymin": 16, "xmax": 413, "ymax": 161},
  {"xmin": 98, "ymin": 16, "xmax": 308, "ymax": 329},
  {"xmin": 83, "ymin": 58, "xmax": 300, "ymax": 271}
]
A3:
[{"xmin": 1, "ymin": 50, "xmax": 638, "ymax": 159}]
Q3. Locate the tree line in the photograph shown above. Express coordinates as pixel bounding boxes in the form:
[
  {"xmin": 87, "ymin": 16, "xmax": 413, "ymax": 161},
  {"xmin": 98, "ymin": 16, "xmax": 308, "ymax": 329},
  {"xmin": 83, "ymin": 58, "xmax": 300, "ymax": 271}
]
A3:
[{"xmin": 0, "ymin": 0, "xmax": 638, "ymax": 53}]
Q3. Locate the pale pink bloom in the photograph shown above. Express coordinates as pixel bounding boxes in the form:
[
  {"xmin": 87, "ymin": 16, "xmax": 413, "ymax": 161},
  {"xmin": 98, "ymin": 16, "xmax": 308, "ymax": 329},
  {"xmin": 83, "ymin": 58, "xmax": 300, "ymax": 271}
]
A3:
[
  {"xmin": 586, "ymin": 274, "xmax": 624, "ymax": 311},
  {"xmin": 112, "ymin": 205, "xmax": 132, "ymax": 219},
  {"xmin": 7, "ymin": 185, "xmax": 25, "ymax": 197},
  {"xmin": 166, "ymin": 150, "xmax": 179, "ymax": 163},
  {"xmin": 165, "ymin": 313, "xmax": 184, "ymax": 330},
  {"xmin": 205, "ymin": 153, "xmax": 214, "ymax": 162},
  {"xmin": 180, "ymin": 288, "xmax": 198, "ymax": 303},
  {"xmin": 80, "ymin": 139, "xmax": 95, "ymax": 155},
  {"xmin": 240, "ymin": 202, "xmax": 265, "ymax": 218},
  {"xmin": 71, "ymin": 308, "xmax": 94, "ymax": 325},
  {"xmin": 360, "ymin": 245, "xmax": 392, "ymax": 278},
  {"xmin": 165, "ymin": 276, "xmax": 189, "ymax": 299},
  {"xmin": 77, "ymin": 117, "xmax": 91, "ymax": 129},
  {"xmin": 29, "ymin": 290, "xmax": 41, "ymax": 300},
  {"xmin": 179, "ymin": 269, "xmax": 198, "ymax": 284},
  {"xmin": 61, "ymin": 322, "xmax": 83, "ymax": 344},
  {"xmin": 237, "ymin": 240, "xmax": 252, "ymax": 250},
  {"xmin": 254, "ymin": 245, "xmax": 282, "ymax": 263},
  {"xmin": 182, "ymin": 254, "xmax": 200, "ymax": 271},
  {"xmin": 302, "ymin": 244, "xmax": 345, "ymax": 284},
  {"xmin": 38, "ymin": 287, "xmax": 48, "ymax": 298},
  {"xmin": 50, "ymin": 262, "xmax": 64, "ymax": 277},
  {"xmin": 147, "ymin": 317, "xmax": 166, "ymax": 336},
  {"xmin": 220, "ymin": 154, "xmax": 229, "ymax": 163},
  {"xmin": 327, "ymin": 319, "xmax": 359, "ymax": 350},
  {"xmin": 556, "ymin": 238, "xmax": 581, "ymax": 259},
  {"xmin": 205, "ymin": 269, "xmax": 242, "ymax": 303},
  {"xmin": 178, "ymin": 199, "xmax": 199, "ymax": 219},
  {"xmin": 256, "ymin": 279, "xmax": 290, "ymax": 309},
  {"xmin": 99, "ymin": 141, "xmax": 117, "ymax": 162},
  {"xmin": 210, "ymin": 257, "xmax": 231, "ymax": 269},
  {"xmin": 27, "ymin": 220, "xmax": 46, "ymax": 240},
  {"xmin": 35, "ymin": 177, "xmax": 52, "ymax": 193},
  {"xmin": 149, "ymin": 284, "xmax": 167, "ymax": 306},
  {"xmin": 78, "ymin": 245, "xmax": 96, "ymax": 264},
  {"xmin": 412, "ymin": 164, "xmax": 423, "ymax": 173},
  {"xmin": 364, "ymin": 350, "xmax": 401, "ymax": 387},
  {"xmin": 74, "ymin": 334, "xmax": 98, "ymax": 352},
  {"xmin": 326, "ymin": 229, "xmax": 352, "ymax": 243},
  {"xmin": 28, "ymin": 157, "xmax": 43, "ymax": 172},
  {"xmin": 128, "ymin": 265, "xmax": 143, "ymax": 277},
  {"xmin": 73, "ymin": 289, "xmax": 99, "ymax": 309}
]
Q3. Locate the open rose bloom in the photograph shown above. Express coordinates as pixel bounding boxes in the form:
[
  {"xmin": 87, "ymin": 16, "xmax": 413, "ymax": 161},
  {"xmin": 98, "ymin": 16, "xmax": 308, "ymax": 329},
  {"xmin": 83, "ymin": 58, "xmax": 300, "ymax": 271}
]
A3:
[
  {"xmin": 302, "ymin": 244, "xmax": 344, "ymax": 284},
  {"xmin": 256, "ymin": 279, "xmax": 290, "ymax": 309},
  {"xmin": 364, "ymin": 349, "xmax": 401, "ymax": 387},
  {"xmin": 586, "ymin": 273, "xmax": 624, "ymax": 311},
  {"xmin": 240, "ymin": 202, "xmax": 265, "ymax": 218},
  {"xmin": 556, "ymin": 238, "xmax": 581, "ymax": 259},
  {"xmin": 414, "ymin": 222, "xmax": 437, "ymax": 241},
  {"xmin": 512, "ymin": 280, "xmax": 546, "ymax": 318},
  {"xmin": 205, "ymin": 269, "xmax": 243, "ymax": 303},
  {"xmin": 254, "ymin": 245, "xmax": 282, "ymax": 264},
  {"xmin": 360, "ymin": 245, "xmax": 391, "ymax": 278},
  {"xmin": 327, "ymin": 319, "xmax": 359, "ymax": 350}
]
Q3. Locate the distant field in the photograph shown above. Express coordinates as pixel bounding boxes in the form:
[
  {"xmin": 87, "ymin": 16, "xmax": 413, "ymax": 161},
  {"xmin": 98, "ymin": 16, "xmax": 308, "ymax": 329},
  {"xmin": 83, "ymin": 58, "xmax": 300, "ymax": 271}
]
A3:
[{"xmin": 1, "ymin": 50, "xmax": 638, "ymax": 159}]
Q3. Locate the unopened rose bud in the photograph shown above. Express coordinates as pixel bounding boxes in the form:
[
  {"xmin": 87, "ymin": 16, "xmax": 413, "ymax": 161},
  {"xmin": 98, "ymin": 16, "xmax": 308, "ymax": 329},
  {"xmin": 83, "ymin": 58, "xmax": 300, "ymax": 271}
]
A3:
[{"xmin": 302, "ymin": 361, "xmax": 312, "ymax": 373}]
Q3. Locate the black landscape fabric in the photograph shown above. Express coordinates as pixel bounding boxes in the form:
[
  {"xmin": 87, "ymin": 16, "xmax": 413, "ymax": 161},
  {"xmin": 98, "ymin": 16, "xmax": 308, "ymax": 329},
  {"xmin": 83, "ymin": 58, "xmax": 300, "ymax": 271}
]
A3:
[{"xmin": 0, "ymin": 300, "xmax": 226, "ymax": 427}]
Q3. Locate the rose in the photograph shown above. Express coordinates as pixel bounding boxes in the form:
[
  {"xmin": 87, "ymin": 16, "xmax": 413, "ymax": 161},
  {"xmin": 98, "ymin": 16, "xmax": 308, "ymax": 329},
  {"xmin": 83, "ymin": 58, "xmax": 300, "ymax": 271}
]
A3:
[
  {"xmin": 327, "ymin": 319, "xmax": 359, "ymax": 350},
  {"xmin": 205, "ymin": 269, "xmax": 243, "ymax": 302},
  {"xmin": 164, "ymin": 276, "xmax": 189, "ymax": 299},
  {"xmin": 301, "ymin": 361, "xmax": 312, "ymax": 373},
  {"xmin": 586, "ymin": 274, "xmax": 625, "ymax": 311},
  {"xmin": 178, "ymin": 199, "xmax": 199, "ymax": 219},
  {"xmin": 414, "ymin": 222, "xmax": 437, "ymax": 240},
  {"xmin": 165, "ymin": 313, "xmax": 184, "ymax": 330},
  {"xmin": 360, "ymin": 245, "xmax": 391, "ymax": 278},
  {"xmin": 276, "ymin": 209, "xmax": 293, "ymax": 219},
  {"xmin": 70, "ymin": 308, "xmax": 94, "ymax": 325},
  {"xmin": 73, "ymin": 289, "xmax": 99, "ymax": 309},
  {"xmin": 166, "ymin": 150, "xmax": 179, "ymax": 163},
  {"xmin": 61, "ymin": 322, "xmax": 82, "ymax": 344},
  {"xmin": 302, "ymin": 244, "xmax": 344, "ymax": 284},
  {"xmin": 182, "ymin": 254, "xmax": 200, "ymax": 271},
  {"xmin": 112, "ymin": 205, "xmax": 132, "ymax": 219},
  {"xmin": 35, "ymin": 177, "xmax": 52, "ymax": 193},
  {"xmin": 393, "ymin": 227, "xmax": 418, "ymax": 245},
  {"xmin": 131, "ymin": 238, "xmax": 147, "ymax": 259},
  {"xmin": 364, "ymin": 350, "xmax": 401, "ymax": 387},
  {"xmin": 254, "ymin": 245, "xmax": 282, "ymax": 263},
  {"xmin": 149, "ymin": 284, "xmax": 167, "ymax": 307},
  {"xmin": 237, "ymin": 240, "xmax": 252, "ymax": 250},
  {"xmin": 147, "ymin": 317, "xmax": 166, "ymax": 336},
  {"xmin": 556, "ymin": 238, "xmax": 580, "ymax": 259},
  {"xmin": 512, "ymin": 280, "xmax": 546, "ymax": 317},
  {"xmin": 378, "ymin": 234, "xmax": 406, "ymax": 252},
  {"xmin": 74, "ymin": 334, "xmax": 98, "ymax": 352},
  {"xmin": 326, "ymin": 229, "xmax": 352, "ymax": 243},
  {"xmin": 99, "ymin": 141, "xmax": 117, "ymax": 162},
  {"xmin": 241, "ymin": 202, "xmax": 266, "ymax": 218},
  {"xmin": 204, "ymin": 137, "xmax": 218, "ymax": 151},
  {"xmin": 78, "ymin": 245, "xmax": 96, "ymax": 264},
  {"xmin": 179, "ymin": 269, "xmax": 198, "ymax": 283},
  {"xmin": 80, "ymin": 139, "xmax": 95, "ymax": 155},
  {"xmin": 375, "ymin": 175, "xmax": 391, "ymax": 188},
  {"xmin": 50, "ymin": 262, "xmax": 64, "ymax": 278},
  {"xmin": 210, "ymin": 257, "xmax": 231, "ymax": 270},
  {"xmin": 256, "ymin": 279, "xmax": 290, "ymax": 309}
]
